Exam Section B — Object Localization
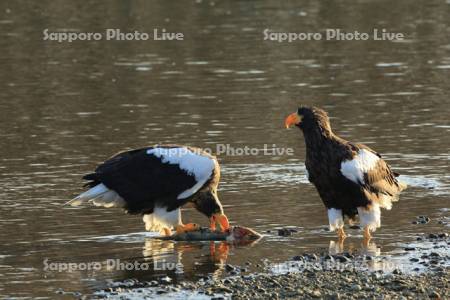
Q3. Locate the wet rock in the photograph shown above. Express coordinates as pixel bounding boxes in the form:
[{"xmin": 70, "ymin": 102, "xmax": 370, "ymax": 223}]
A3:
[
  {"xmin": 430, "ymin": 252, "xmax": 440, "ymax": 257},
  {"xmin": 277, "ymin": 228, "xmax": 297, "ymax": 236},
  {"xmin": 409, "ymin": 258, "xmax": 419, "ymax": 262},
  {"xmin": 429, "ymin": 291, "xmax": 441, "ymax": 298},
  {"xmin": 324, "ymin": 254, "xmax": 334, "ymax": 261},
  {"xmin": 349, "ymin": 225, "xmax": 361, "ymax": 229},
  {"xmin": 225, "ymin": 264, "xmax": 235, "ymax": 272},
  {"xmin": 416, "ymin": 216, "xmax": 430, "ymax": 223},
  {"xmin": 342, "ymin": 252, "xmax": 354, "ymax": 259},
  {"xmin": 428, "ymin": 233, "xmax": 438, "ymax": 239},
  {"xmin": 310, "ymin": 289, "xmax": 322, "ymax": 298},
  {"xmin": 292, "ymin": 255, "xmax": 303, "ymax": 261},
  {"xmin": 159, "ymin": 276, "xmax": 172, "ymax": 284},
  {"xmin": 404, "ymin": 247, "xmax": 415, "ymax": 251},
  {"xmin": 329, "ymin": 292, "xmax": 341, "ymax": 299},
  {"xmin": 303, "ymin": 253, "xmax": 318, "ymax": 261},
  {"xmin": 214, "ymin": 286, "xmax": 233, "ymax": 293},
  {"xmin": 334, "ymin": 255, "xmax": 351, "ymax": 263}
]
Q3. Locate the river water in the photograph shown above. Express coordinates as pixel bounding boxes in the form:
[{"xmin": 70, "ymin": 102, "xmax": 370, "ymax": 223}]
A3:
[{"xmin": 0, "ymin": 0, "xmax": 449, "ymax": 298}]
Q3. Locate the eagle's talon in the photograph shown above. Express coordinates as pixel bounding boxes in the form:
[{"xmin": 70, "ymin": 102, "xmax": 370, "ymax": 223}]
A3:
[
  {"xmin": 176, "ymin": 223, "xmax": 199, "ymax": 234},
  {"xmin": 163, "ymin": 227, "xmax": 172, "ymax": 236}
]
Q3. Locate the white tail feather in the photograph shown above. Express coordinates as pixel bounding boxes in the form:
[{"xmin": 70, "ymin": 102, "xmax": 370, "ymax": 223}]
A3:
[{"xmin": 66, "ymin": 184, "xmax": 125, "ymax": 208}]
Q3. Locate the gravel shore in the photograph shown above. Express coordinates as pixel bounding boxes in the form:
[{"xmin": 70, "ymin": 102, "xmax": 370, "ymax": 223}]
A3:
[{"xmin": 95, "ymin": 233, "xmax": 449, "ymax": 299}]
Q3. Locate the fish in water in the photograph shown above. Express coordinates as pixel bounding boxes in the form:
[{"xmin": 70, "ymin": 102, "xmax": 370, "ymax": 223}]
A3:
[{"xmin": 156, "ymin": 226, "xmax": 261, "ymax": 243}]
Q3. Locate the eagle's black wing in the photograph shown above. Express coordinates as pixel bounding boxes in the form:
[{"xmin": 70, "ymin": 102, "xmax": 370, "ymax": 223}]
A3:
[{"xmin": 83, "ymin": 147, "xmax": 198, "ymax": 213}]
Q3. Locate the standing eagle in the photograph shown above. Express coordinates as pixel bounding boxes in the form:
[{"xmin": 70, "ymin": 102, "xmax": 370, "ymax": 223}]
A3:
[
  {"xmin": 67, "ymin": 145, "xmax": 230, "ymax": 236},
  {"xmin": 285, "ymin": 106, "xmax": 406, "ymax": 241}
]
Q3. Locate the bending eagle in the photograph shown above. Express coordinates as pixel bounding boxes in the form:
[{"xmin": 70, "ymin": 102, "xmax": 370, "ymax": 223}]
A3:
[
  {"xmin": 285, "ymin": 106, "xmax": 406, "ymax": 241},
  {"xmin": 67, "ymin": 145, "xmax": 230, "ymax": 236}
]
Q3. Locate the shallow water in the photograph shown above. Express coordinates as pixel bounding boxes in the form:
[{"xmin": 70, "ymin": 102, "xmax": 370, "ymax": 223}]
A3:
[{"xmin": 0, "ymin": 0, "xmax": 449, "ymax": 298}]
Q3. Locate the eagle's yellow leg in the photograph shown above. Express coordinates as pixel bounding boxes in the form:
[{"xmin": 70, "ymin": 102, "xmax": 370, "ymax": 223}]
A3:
[
  {"xmin": 175, "ymin": 223, "xmax": 200, "ymax": 234},
  {"xmin": 337, "ymin": 227, "xmax": 347, "ymax": 240},
  {"xmin": 163, "ymin": 227, "xmax": 172, "ymax": 236},
  {"xmin": 363, "ymin": 226, "xmax": 372, "ymax": 246}
]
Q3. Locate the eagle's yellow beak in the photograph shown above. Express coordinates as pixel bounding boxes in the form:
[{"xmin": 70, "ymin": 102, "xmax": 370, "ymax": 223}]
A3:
[{"xmin": 284, "ymin": 112, "xmax": 301, "ymax": 128}]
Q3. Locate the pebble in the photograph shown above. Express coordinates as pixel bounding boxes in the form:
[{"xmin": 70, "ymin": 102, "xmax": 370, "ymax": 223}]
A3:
[
  {"xmin": 159, "ymin": 276, "xmax": 172, "ymax": 284},
  {"xmin": 429, "ymin": 291, "xmax": 441, "ymax": 298},
  {"xmin": 225, "ymin": 264, "xmax": 235, "ymax": 272},
  {"xmin": 324, "ymin": 254, "xmax": 334, "ymax": 261},
  {"xmin": 304, "ymin": 253, "xmax": 318, "ymax": 261},
  {"xmin": 98, "ymin": 232, "xmax": 450, "ymax": 299},
  {"xmin": 334, "ymin": 255, "xmax": 351, "ymax": 263},
  {"xmin": 277, "ymin": 228, "xmax": 297, "ymax": 236}
]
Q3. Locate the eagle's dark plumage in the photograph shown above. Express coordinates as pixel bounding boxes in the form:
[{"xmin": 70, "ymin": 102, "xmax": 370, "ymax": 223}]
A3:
[
  {"xmin": 68, "ymin": 145, "xmax": 229, "ymax": 235},
  {"xmin": 285, "ymin": 106, "xmax": 406, "ymax": 240}
]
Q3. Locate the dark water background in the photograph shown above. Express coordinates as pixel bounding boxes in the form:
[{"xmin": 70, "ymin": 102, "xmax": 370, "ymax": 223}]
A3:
[{"xmin": 0, "ymin": 0, "xmax": 449, "ymax": 298}]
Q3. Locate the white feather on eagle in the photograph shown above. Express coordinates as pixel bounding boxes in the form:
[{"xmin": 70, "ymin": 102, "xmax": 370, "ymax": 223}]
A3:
[
  {"xmin": 146, "ymin": 147, "xmax": 216, "ymax": 199},
  {"xmin": 340, "ymin": 149, "xmax": 380, "ymax": 185}
]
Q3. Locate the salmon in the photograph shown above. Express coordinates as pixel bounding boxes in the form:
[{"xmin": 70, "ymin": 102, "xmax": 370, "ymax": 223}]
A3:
[{"xmin": 156, "ymin": 226, "xmax": 261, "ymax": 242}]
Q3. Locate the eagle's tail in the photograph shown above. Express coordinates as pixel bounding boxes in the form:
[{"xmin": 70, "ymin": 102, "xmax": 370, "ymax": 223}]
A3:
[
  {"xmin": 65, "ymin": 183, "xmax": 126, "ymax": 208},
  {"xmin": 393, "ymin": 171, "xmax": 407, "ymax": 192}
]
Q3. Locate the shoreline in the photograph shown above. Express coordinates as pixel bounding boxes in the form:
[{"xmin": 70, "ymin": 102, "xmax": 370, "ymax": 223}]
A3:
[{"xmin": 92, "ymin": 233, "xmax": 449, "ymax": 299}]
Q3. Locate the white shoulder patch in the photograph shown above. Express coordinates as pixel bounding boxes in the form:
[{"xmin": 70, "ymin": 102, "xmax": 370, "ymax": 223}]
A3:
[
  {"xmin": 340, "ymin": 149, "xmax": 379, "ymax": 184},
  {"xmin": 147, "ymin": 147, "xmax": 216, "ymax": 199}
]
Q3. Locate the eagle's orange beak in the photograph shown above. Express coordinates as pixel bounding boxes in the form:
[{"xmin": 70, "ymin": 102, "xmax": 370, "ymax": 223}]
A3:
[
  {"xmin": 210, "ymin": 213, "xmax": 230, "ymax": 232},
  {"xmin": 285, "ymin": 112, "xmax": 301, "ymax": 128}
]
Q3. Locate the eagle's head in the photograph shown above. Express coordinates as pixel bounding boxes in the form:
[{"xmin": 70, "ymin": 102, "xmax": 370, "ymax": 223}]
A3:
[
  {"xmin": 192, "ymin": 190, "xmax": 230, "ymax": 232},
  {"xmin": 284, "ymin": 106, "xmax": 332, "ymax": 135}
]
